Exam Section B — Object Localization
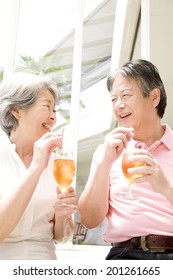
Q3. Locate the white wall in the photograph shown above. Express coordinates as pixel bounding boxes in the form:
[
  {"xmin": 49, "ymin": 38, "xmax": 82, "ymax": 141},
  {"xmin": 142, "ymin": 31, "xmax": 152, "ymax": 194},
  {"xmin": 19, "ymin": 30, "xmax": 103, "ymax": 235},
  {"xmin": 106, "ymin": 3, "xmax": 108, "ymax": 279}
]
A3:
[
  {"xmin": 133, "ymin": 0, "xmax": 173, "ymax": 128},
  {"xmin": 150, "ymin": 0, "xmax": 173, "ymax": 128}
]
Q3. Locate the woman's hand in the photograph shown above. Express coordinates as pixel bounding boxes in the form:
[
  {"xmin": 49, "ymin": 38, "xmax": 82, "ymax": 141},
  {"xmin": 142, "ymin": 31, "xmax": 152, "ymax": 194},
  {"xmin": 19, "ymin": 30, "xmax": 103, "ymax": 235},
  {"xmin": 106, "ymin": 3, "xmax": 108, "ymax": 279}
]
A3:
[
  {"xmin": 31, "ymin": 132, "xmax": 62, "ymax": 171},
  {"xmin": 54, "ymin": 186, "xmax": 78, "ymax": 221}
]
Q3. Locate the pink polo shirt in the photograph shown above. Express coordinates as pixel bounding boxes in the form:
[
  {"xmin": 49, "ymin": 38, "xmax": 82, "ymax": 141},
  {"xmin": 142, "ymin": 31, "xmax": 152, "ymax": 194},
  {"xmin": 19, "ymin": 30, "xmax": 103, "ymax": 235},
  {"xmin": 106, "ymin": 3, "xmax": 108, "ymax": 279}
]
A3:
[{"xmin": 91, "ymin": 124, "xmax": 173, "ymax": 243}]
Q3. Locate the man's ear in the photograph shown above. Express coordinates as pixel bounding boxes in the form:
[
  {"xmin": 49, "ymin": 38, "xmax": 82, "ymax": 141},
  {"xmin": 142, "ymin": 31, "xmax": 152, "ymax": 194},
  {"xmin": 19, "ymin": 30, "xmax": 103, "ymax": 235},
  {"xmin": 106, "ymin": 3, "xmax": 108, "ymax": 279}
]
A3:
[
  {"xmin": 11, "ymin": 107, "xmax": 21, "ymax": 120},
  {"xmin": 150, "ymin": 88, "xmax": 160, "ymax": 108}
]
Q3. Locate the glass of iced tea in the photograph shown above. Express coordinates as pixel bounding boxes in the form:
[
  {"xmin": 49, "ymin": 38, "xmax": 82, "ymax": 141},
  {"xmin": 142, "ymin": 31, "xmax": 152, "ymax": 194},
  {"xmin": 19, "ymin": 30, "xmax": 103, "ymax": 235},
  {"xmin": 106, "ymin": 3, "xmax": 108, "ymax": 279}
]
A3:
[
  {"xmin": 119, "ymin": 148, "xmax": 145, "ymax": 201},
  {"xmin": 53, "ymin": 148, "xmax": 75, "ymax": 193},
  {"xmin": 53, "ymin": 126, "xmax": 75, "ymax": 192}
]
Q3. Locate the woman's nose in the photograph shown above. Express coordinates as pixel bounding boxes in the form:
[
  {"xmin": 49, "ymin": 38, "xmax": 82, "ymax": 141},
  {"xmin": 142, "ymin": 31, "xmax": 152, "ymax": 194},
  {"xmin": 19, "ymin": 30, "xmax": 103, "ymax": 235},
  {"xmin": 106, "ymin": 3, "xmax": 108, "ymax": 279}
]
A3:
[{"xmin": 49, "ymin": 111, "xmax": 55, "ymax": 120}]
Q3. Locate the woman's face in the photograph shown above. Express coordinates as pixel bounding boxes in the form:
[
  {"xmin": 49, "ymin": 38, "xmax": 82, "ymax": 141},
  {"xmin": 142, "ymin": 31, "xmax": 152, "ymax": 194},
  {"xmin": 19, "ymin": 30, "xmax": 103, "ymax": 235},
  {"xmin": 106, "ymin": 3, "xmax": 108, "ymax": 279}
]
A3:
[{"xmin": 14, "ymin": 89, "xmax": 57, "ymax": 141}]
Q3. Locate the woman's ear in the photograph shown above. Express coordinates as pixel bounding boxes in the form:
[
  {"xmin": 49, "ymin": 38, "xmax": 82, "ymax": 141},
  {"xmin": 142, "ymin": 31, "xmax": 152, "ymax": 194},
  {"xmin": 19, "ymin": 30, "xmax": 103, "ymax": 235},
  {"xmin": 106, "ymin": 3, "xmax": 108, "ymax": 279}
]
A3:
[
  {"xmin": 11, "ymin": 107, "xmax": 21, "ymax": 120},
  {"xmin": 150, "ymin": 88, "xmax": 160, "ymax": 108}
]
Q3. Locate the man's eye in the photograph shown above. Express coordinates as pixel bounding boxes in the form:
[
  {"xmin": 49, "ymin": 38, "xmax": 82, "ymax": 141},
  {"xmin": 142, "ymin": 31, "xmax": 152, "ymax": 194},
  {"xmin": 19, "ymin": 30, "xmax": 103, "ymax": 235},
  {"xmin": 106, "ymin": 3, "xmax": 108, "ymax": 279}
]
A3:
[
  {"xmin": 112, "ymin": 98, "xmax": 117, "ymax": 104},
  {"xmin": 123, "ymin": 92, "xmax": 132, "ymax": 98}
]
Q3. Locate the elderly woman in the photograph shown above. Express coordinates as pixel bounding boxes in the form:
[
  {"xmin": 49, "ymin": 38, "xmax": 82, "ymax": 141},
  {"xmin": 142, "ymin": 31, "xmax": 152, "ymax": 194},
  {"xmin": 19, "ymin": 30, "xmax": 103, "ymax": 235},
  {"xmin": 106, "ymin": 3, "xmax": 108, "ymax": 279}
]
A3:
[{"xmin": 0, "ymin": 73, "xmax": 78, "ymax": 259}]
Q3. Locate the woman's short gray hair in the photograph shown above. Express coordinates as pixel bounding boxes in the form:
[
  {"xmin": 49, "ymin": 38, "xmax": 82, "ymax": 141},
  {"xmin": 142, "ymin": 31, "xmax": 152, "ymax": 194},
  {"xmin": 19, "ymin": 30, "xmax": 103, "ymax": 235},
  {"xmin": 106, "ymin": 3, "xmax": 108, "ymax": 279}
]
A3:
[{"xmin": 0, "ymin": 72, "xmax": 60, "ymax": 136}]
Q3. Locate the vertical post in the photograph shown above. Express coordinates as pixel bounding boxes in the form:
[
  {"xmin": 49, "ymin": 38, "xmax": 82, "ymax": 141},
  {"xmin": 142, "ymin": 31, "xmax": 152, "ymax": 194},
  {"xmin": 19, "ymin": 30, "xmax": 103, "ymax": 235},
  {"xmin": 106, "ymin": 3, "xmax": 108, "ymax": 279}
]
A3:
[
  {"xmin": 141, "ymin": 0, "xmax": 150, "ymax": 60},
  {"xmin": 3, "ymin": 0, "xmax": 21, "ymax": 79},
  {"xmin": 110, "ymin": 0, "xmax": 128, "ymax": 72},
  {"xmin": 70, "ymin": 0, "xmax": 84, "ymax": 186}
]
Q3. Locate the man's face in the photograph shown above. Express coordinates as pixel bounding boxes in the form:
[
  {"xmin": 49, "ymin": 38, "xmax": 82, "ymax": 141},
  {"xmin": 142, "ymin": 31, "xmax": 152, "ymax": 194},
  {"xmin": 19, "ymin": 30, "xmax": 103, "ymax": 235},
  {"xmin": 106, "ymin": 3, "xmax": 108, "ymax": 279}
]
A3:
[{"xmin": 111, "ymin": 75, "xmax": 156, "ymax": 133}]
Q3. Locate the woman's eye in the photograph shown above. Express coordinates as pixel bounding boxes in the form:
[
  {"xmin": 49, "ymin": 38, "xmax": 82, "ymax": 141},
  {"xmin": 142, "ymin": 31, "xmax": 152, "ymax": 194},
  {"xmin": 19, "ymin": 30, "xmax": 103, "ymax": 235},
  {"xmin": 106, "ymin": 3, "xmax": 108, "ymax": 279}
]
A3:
[
  {"xmin": 45, "ymin": 105, "xmax": 56, "ymax": 113},
  {"xmin": 44, "ymin": 105, "xmax": 50, "ymax": 110}
]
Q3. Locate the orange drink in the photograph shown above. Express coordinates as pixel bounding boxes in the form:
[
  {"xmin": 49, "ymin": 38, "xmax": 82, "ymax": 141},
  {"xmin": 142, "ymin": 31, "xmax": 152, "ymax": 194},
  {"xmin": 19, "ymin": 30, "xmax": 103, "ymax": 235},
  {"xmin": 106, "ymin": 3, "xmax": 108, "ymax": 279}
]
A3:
[
  {"xmin": 122, "ymin": 152, "xmax": 145, "ymax": 184},
  {"xmin": 53, "ymin": 158, "xmax": 75, "ymax": 193},
  {"xmin": 53, "ymin": 126, "xmax": 75, "ymax": 192}
]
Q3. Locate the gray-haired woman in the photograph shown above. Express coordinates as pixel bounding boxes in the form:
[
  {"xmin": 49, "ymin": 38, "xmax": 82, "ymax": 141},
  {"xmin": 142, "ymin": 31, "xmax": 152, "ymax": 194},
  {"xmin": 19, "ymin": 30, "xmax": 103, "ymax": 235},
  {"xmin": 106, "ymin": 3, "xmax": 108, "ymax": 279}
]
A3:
[{"xmin": 0, "ymin": 72, "xmax": 78, "ymax": 259}]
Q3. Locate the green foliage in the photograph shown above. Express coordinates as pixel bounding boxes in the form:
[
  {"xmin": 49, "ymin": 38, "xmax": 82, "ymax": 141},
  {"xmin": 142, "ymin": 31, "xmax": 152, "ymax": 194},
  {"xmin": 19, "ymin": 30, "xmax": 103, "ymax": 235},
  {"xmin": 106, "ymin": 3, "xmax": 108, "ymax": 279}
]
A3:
[
  {"xmin": 0, "ymin": 69, "xmax": 4, "ymax": 82},
  {"xmin": 15, "ymin": 54, "xmax": 73, "ymax": 129},
  {"xmin": 1, "ymin": 53, "xmax": 84, "ymax": 130}
]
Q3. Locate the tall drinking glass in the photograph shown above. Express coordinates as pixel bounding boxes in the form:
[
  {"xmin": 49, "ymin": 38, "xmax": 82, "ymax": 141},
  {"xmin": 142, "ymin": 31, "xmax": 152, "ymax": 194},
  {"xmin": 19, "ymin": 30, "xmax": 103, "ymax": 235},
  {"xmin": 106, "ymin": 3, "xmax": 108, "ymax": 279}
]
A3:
[
  {"xmin": 119, "ymin": 148, "xmax": 145, "ymax": 201},
  {"xmin": 53, "ymin": 127, "xmax": 75, "ymax": 192}
]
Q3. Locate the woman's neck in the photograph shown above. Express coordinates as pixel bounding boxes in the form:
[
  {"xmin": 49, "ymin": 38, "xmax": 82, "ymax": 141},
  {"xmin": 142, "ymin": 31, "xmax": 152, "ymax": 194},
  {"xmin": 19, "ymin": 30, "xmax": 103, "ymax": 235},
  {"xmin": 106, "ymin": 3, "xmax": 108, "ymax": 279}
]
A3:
[{"xmin": 10, "ymin": 131, "xmax": 33, "ymax": 168}]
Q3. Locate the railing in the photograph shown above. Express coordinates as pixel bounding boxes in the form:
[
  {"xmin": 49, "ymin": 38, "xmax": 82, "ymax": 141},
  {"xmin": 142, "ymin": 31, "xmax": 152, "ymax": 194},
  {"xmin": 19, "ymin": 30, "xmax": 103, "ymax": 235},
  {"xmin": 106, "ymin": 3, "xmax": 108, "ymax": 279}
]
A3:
[{"xmin": 72, "ymin": 221, "xmax": 88, "ymax": 244}]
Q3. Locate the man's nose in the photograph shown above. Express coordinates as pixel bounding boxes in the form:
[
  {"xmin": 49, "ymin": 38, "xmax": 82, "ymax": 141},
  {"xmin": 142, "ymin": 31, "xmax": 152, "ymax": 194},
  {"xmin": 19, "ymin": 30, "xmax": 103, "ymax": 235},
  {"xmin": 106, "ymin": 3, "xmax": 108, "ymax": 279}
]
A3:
[{"xmin": 114, "ymin": 97, "xmax": 125, "ymax": 109}]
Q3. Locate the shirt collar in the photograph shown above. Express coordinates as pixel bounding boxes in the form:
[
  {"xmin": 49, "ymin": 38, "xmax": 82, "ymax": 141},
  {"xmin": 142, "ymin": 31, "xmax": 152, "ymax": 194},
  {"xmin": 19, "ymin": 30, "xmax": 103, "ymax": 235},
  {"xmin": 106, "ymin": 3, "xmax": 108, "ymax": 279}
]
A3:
[
  {"xmin": 160, "ymin": 124, "xmax": 173, "ymax": 150},
  {"xmin": 131, "ymin": 124, "xmax": 173, "ymax": 151}
]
